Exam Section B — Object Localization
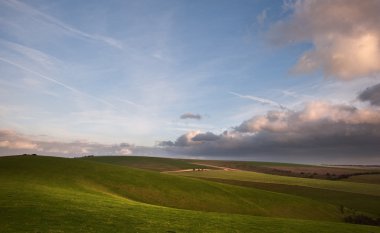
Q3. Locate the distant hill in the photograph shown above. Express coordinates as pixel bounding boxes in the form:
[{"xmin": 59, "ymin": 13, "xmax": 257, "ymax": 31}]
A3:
[{"xmin": 80, "ymin": 155, "xmax": 211, "ymax": 171}]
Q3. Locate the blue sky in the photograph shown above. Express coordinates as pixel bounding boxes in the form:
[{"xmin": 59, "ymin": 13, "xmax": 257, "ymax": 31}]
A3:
[{"xmin": 1, "ymin": 0, "xmax": 380, "ymax": 163}]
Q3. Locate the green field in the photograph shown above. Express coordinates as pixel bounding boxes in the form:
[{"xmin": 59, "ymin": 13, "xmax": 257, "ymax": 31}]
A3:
[
  {"xmin": 185, "ymin": 160, "xmax": 379, "ymax": 180},
  {"xmin": 344, "ymin": 174, "xmax": 380, "ymax": 184},
  {"xmin": 1, "ymin": 155, "xmax": 380, "ymax": 232},
  {"xmin": 82, "ymin": 156, "xmax": 379, "ymax": 182},
  {"xmin": 81, "ymin": 155, "xmax": 210, "ymax": 171},
  {"xmin": 200, "ymin": 178, "xmax": 380, "ymax": 216},
  {"xmin": 175, "ymin": 169, "xmax": 380, "ymax": 196},
  {"xmin": 80, "ymin": 156, "xmax": 380, "ymax": 213}
]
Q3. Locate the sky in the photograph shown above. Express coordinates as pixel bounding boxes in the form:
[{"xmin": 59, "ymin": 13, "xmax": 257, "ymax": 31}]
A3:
[{"xmin": 1, "ymin": 0, "xmax": 380, "ymax": 164}]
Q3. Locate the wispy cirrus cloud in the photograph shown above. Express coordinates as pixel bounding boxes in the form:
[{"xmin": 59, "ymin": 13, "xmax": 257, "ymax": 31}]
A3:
[
  {"xmin": 2, "ymin": 0, "xmax": 123, "ymax": 49},
  {"xmin": 229, "ymin": 91, "xmax": 288, "ymax": 110},
  {"xmin": 256, "ymin": 9, "xmax": 268, "ymax": 27},
  {"xmin": 0, "ymin": 56, "xmax": 115, "ymax": 108},
  {"xmin": 112, "ymin": 97, "xmax": 147, "ymax": 110},
  {"xmin": 0, "ymin": 38, "xmax": 61, "ymax": 73}
]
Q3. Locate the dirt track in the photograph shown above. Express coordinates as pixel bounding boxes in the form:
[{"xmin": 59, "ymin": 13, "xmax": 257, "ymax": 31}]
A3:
[
  {"xmin": 163, "ymin": 163, "xmax": 240, "ymax": 173},
  {"xmin": 190, "ymin": 162, "xmax": 240, "ymax": 171}
]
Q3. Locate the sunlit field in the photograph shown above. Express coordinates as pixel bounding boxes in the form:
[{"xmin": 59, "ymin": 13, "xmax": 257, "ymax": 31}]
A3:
[{"xmin": 1, "ymin": 155, "xmax": 379, "ymax": 233}]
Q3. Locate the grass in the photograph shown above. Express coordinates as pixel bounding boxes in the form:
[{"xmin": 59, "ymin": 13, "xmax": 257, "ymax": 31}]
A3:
[
  {"xmin": 344, "ymin": 174, "xmax": 380, "ymax": 185},
  {"xmin": 191, "ymin": 160, "xmax": 316, "ymax": 168},
  {"xmin": 174, "ymin": 170, "xmax": 380, "ymax": 196},
  {"xmin": 0, "ymin": 156, "xmax": 346, "ymax": 221},
  {"xmin": 199, "ymin": 178, "xmax": 380, "ymax": 216},
  {"xmin": 1, "ymin": 183, "xmax": 379, "ymax": 233},
  {"xmin": 188, "ymin": 160, "xmax": 377, "ymax": 180},
  {"xmin": 1, "ymin": 155, "xmax": 380, "ymax": 232},
  {"xmin": 80, "ymin": 155, "xmax": 210, "ymax": 171},
  {"xmin": 81, "ymin": 156, "xmax": 379, "ymax": 182}
]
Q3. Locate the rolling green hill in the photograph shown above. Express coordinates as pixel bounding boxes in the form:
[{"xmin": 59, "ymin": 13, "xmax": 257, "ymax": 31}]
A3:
[
  {"xmin": 200, "ymin": 178, "xmax": 380, "ymax": 216},
  {"xmin": 344, "ymin": 174, "xmax": 380, "ymax": 184},
  {"xmin": 80, "ymin": 155, "xmax": 210, "ymax": 171},
  {"xmin": 175, "ymin": 169, "xmax": 380, "ymax": 196},
  {"xmin": 81, "ymin": 156, "xmax": 379, "ymax": 183},
  {"xmin": 185, "ymin": 160, "xmax": 379, "ymax": 180},
  {"xmin": 0, "ymin": 155, "xmax": 343, "ymax": 220},
  {"xmin": 1, "ymin": 155, "xmax": 379, "ymax": 233}
]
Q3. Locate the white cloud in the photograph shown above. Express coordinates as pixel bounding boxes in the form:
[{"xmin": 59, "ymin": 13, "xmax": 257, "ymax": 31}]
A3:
[
  {"xmin": 269, "ymin": 0, "xmax": 380, "ymax": 80},
  {"xmin": 0, "ymin": 140, "xmax": 38, "ymax": 149},
  {"xmin": 0, "ymin": 130, "xmax": 39, "ymax": 150},
  {"xmin": 0, "ymin": 129, "xmax": 134, "ymax": 156},
  {"xmin": 237, "ymin": 101, "xmax": 380, "ymax": 133}
]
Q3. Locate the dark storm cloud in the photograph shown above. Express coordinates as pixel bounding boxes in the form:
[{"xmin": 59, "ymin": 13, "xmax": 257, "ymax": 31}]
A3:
[
  {"xmin": 156, "ymin": 140, "xmax": 175, "ymax": 147},
  {"xmin": 192, "ymin": 132, "xmax": 220, "ymax": 142},
  {"xmin": 157, "ymin": 132, "xmax": 220, "ymax": 148},
  {"xmin": 180, "ymin": 113, "xmax": 202, "ymax": 120},
  {"xmin": 160, "ymin": 102, "xmax": 380, "ymax": 164},
  {"xmin": 358, "ymin": 83, "xmax": 380, "ymax": 106}
]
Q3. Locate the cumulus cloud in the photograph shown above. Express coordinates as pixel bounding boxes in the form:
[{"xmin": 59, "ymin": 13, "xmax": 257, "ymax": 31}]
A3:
[
  {"xmin": 237, "ymin": 102, "xmax": 380, "ymax": 133},
  {"xmin": 174, "ymin": 131, "xmax": 202, "ymax": 147},
  {"xmin": 0, "ymin": 129, "xmax": 134, "ymax": 156},
  {"xmin": 160, "ymin": 101, "xmax": 380, "ymax": 163},
  {"xmin": 192, "ymin": 132, "xmax": 221, "ymax": 142},
  {"xmin": 157, "ymin": 131, "xmax": 220, "ymax": 148},
  {"xmin": 156, "ymin": 141, "xmax": 175, "ymax": 147},
  {"xmin": 0, "ymin": 130, "xmax": 39, "ymax": 150},
  {"xmin": 269, "ymin": 0, "xmax": 380, "ymax": 80},
  {"xmin": 180, "ymin": 113, "xmax": 202, "ymax": 120},
  {"xmin": 358, "ymin": 83, "xmax": 380, "ymax": 106},
  {"xmin": 0, "ymin": 140, "xmax": 38, "ymax": 150}
]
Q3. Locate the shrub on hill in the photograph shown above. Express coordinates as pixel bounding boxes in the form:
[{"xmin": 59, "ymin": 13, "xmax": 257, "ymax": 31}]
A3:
[{"xmin": 344, "ymin": 214, "xmax": 380, "ymax": 226}]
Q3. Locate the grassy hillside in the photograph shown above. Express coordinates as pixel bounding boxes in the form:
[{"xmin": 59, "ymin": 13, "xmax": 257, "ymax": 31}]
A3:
[
  {"xmin": 1, "ymin": 156, "xmax": 379, "ymax": 233},
  {"xmin": 1, "ymin": 182, "xmax": 378, "ymax": 233},
  {"xmin": 81, "ymin": 156, "xmax": 379, "ymax": 182},
  {"xmin": 0, "ymin": 156, "xmax": 345, "ymax": 221},
  {"xmin": 80, "ymin": 155, "xmax": 210, "ymax": 171},
  {"xmin": 200, "ymin": 178, "xmax": 380, "ymax": 216},
  {"xmin": 188, "ymin": 160, "xmax": 378, "ymax": 180},
  {"xmin": 344, "ymin": 174, "xmax": 380, "ymax": 184},
  {"xmin": 175, "ymin": 169, "xmax": 380, "ymax": 196}
]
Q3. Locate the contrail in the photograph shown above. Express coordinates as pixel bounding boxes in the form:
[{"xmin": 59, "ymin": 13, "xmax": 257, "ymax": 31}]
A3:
[
  {"xmin": 0, "ymin": 56, "xmax": 116, "ymax": 108},
  {"xmin": 229, "ymin": 91, "xmax": 288, "ymax": 110},
  {"xmin": 113, "ymin": 97, "xmax": 147, "ymax": 110},
  {"xmin": 4, "ymin": 0, "xmax": 123, "ymax": 49}
]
